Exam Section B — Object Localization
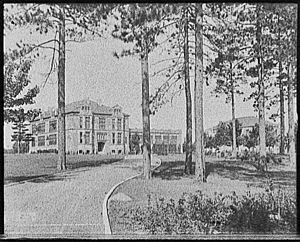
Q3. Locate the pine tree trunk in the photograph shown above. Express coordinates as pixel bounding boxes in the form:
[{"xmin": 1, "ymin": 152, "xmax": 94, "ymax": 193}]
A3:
[
  {"xmin": 184, "ymin": 8, "xmax": 193, "ymax": 175},
  {"xmin": 194, "ymin": 3, "xmax": 205, "ymax": 182},
  {"xmin": 18, "ymin": 140, "xmax": 20, "ymax": 154},
  {"xmin": 141, "ymin": 36, "xmax": 151, "ymax": 180},
  {"xmin": 277, "ymin": 13, "xmax": 285, "ymax": 154},
  {"xmin": 92, "ymin": 115, "xmax": 95, "ymax": 154},
  {"xmin": 123, "ymin": 117, "xmax": 126, "ymax": 154},
  {"xmin": 18, "ymin": 125, "xmax": 21, "ymax": 154},
  {"xmin": 57, "ymin": 7, "xmax": 66, "ymax": 170},
  {"xmin": 230, "ymin": 63, "xmax": 237, "ymax": 159},
  {"xmin": 279, "ymin": 62, "xmax": 285, "ymax": 154},
  {"xmin": 257, "ymin": 4, "xmax": 266, "ymax": 158},
  {"xmin": 287, "ymin": 62, "xmax": 296, "ymax": 166}
]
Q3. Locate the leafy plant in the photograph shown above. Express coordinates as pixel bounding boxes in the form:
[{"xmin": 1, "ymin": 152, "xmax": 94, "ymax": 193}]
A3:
[{"xmin": 123, "ymin": 189, "xmax": 296, "ymax": 235}]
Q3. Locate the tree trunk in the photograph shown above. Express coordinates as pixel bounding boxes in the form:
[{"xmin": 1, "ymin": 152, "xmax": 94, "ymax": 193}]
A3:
[
  {"xmin": 184, "ymin": 8, "xmax": 193, "ymax": 175},
  {"xmin": 277, "ymin": 13, "xmax": 285, "ymax": 154},
  {"xmin": 18, "ymin": 125, "xmax": 21, "ymax": 154},
  {"xmin": 279, "ymin": 61, "xmax": 285, "ymax": 154},
  {"xmin": 230, "ymin": 63, "xmax": 237, "ymax": 159},
  {"xmin": 287, "ymin": 62, "xmax": 296, "ymax": 166},
  {"xmin": 17, "ymin": 140, "xmax": 20, "ymax": 154},
  {"xmin": 92, "ymin": 115, "xmax": 95, "ymax": 154},
  {"xmin": 57, "ymin": 7, "xmax": 66, "ymax": 170},
  {"xmin": 123, "ymin": 117, "xmax": 126, "ymax": 154},
  {"xmin": 256, "ymin": 4, "xmax": 266, "ymax": 158},
  {"xmin": 194, "ymin": 3, "xmax": 205, "ymax": 182},
  {"xmin": 141, "ymin": 36, "xmax": 151, "ymax": 180}
]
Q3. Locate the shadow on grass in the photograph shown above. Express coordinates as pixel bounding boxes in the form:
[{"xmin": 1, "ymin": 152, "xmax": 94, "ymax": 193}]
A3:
[
  {"xmin": 67, "ymin": 158, "xmax": 121, "ymax": 170},
  {"xmin": 5, "ymin": 173, "xmax": 69, "ymax": 185},
  {"xmin": 152, "ymin": 158, "xmax": 296, "ymax": 188},
  {"xmin": 5, "ymin": 158, "xmax": 123, "ymax": 185},
  {"xmin": 152, "ymin": 160, "xmax": 188, "ymax": 180},
  {"xmin": 205, "ymin": 160, "xmax": 296, "ymax": 187}
]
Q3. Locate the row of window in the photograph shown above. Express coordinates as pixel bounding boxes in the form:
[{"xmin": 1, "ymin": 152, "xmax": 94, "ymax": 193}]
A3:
[
  {"xmin": 132, "ymin": 134, "xmax": 178, "ymax": 143},
  {"xmin": 79, "ymin": 117, "xmax": 123, "ymax": 130},
  {"xmin": 32, "ymin": 132, "xmax": 125, "ymax": 147},
  {"xmin": 78, "ymin": 132, "xmax": 123, "ymax": 145},
  {"xmin": 32, "ymin": 134, "xmax": 57, "ymax": 147},
  {"xmin": 32, "ymin": 120, "xmax": 57, "ymax": 134},
  {"xmin": 32, "ymin": 116, "xmax": 124, "ymax": 134}
]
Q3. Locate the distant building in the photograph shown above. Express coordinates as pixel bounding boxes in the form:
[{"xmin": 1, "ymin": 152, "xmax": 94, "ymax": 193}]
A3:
[
  {"xmin": 205, "ymin": 116, "xmax": 279, "ymax": 137},
  {"xmin": 29, "ymin": 99, "xmax": 130, "ymax": 155},
  {"xmin": 129, "ymin": 128, "xmax": 182, "ymax": 155}
]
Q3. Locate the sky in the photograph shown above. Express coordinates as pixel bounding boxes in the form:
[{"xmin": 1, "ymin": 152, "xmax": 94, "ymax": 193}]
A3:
[{"xmin": 4, "ymin": 5, "xmax": 290, "ymax": 149}]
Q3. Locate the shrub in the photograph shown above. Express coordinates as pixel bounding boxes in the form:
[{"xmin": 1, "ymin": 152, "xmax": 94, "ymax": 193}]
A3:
[{"xmin": 124, "ymin": 189, "xmax": 296, "ymax": 235}]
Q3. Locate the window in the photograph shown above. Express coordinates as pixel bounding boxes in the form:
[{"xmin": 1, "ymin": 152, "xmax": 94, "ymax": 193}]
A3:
[
  {"xmin": 84, "ymin": 132, "xmax": 90, "ymax": 144},
  {"xmin": 32, "ymin": 137, "xmax": 35, "ymax": 147},
  {"xmin": 85, "ymin": 117, "xmax": 90, "ymax": 129},
  {"xmin": 112, "ymin": 119, "xmax": 115, "ymax": 130},
  {"xmin": 114, "ymin": 109, "xmax": 120, "ymax": 115},
  {"xmin": 99, "ymin": 117, "xmax": 106, "ymax": 130},
  {"xmin": 155, "ymin": 135, "xmax": 162, "ymax": 143},
  {"xmin": 117, "ymin": 118, "xmax": 122, "ymax": 130},
  {"xmin": 112, "ymin": 133, "xmax": 115, "ymax": 144},
  {"xmin": 32, "ymin": 124, "xmax": 37, "ymax": 134},
  {"xmin": 79, "ymin": 117, "xmax": 83, "ymax": 128},
  {"xmin": 38, "ymin": 122, "xmax": 45, "ymax": 133},
  {"xmin": 170, "ymin": 135, "xmax": 177, "ymax": 144},
  {"xmin": 163, "ymin": 135, "xmax": 169, "ymax": 143},
  {"xmin": 97, "ymin": 132, "xmax": 107, "ymax": 141},
  {"xmin": 124, "ymin": 136, "xmax": 127, "ymax": 144},
  {"xmin": 48, "ymin": 134, "xmax": 57, "ymax": 145},
  {"xmin": 117, "ymin": 133, "xmax": 122, "ymax": 144},
  {"xmin": 49, "ymin": 120, "xmax": 57, "ymax": 133},
  {"xmin": 79, "ymin": 132, "xmax": 83, "ymax": 143},
  {"xmin": 38, "ymin": 136, "xmax": 45, "ymax": 146}
]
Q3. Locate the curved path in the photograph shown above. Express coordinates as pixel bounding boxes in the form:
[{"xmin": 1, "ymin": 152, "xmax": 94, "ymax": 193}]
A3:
[{"xmin": 4, "ymin": 158, "xmax": 143, "ymax": 238}]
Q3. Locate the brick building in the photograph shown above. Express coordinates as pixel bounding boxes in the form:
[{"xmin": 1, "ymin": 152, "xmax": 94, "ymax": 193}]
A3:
[
  {"xmin": 29, "ymin": 99, "xmax": 130, "ymax": 155},
  {"xmin": 129, "ymin": 128, "xmax": 182, "ymax": 155}
]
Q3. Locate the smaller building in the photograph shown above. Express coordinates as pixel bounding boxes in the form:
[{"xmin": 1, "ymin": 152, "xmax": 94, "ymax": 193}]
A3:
[
  {"xmin": 129, "ymin": 128, "xmax": 182, "ymax": 155},
  {"xmin": 205, "ymin": 116, "xmax": 279, "ymax": 137}
]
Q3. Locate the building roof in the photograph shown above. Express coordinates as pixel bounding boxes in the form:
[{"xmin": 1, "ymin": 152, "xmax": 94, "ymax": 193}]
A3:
[
  {"xmin": 206, "ymin": 116, "xmax": 278, "ymax": 131},
  {"xmin": 235, "ymin": 116, "xmax": 277, "ymax": 128},
  {"xmin": 65, "ymin": 99, "xmax": 113, "ymax": 115},
  {"xmin": 32, "ymin": 99, "xmax": 129, "ymax": 121}
]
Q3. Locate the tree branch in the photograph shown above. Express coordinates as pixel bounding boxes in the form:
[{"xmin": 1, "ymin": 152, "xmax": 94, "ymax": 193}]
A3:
[{"xmin": 42, "ymin": 31, "xmax": 58, "ymax": 88}]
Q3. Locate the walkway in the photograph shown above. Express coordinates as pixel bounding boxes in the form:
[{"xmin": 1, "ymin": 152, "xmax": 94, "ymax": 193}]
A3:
[{"xmin": 4, "ymin": 159, "xmax": 143, "ymax": 238}]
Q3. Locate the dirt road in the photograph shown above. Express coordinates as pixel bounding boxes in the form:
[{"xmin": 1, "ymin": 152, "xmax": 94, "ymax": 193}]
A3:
[{"xmin": 4, "ymin": 159, "xmax": 143, "ymax": 238}]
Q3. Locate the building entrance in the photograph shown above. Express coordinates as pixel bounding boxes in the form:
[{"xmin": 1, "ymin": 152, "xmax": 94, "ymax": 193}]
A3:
[{"xmin": 98, "ymin": 142, "xmax": 105, "ymax": 152}]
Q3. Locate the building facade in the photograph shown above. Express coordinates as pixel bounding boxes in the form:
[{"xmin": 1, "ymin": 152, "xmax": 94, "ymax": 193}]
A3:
[
  {"xmin": 205, "ymin": 116, "xmax": 279, "ymax": 137},
  {"xmin": 29, "ymin": 99, "xmax": 130, "ymax": 155},
  {"xmin": 129, "ymin": 128, "xmax": 182, "ymax": 155}
]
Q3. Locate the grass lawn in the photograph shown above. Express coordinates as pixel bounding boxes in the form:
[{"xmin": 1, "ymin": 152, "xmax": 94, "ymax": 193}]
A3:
[
  {"xmin": 4, "ymin": 153, "xmax": 124, "ymax": 184},
  {"xmin": 108, "ymin": 154, "xmax": 297, "ymax": 235}
]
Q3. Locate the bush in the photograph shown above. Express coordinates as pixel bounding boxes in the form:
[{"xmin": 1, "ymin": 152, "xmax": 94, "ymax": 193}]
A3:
[{"xmin": 123, "ymin": 189, "xmax": 296, "ymax": 235}]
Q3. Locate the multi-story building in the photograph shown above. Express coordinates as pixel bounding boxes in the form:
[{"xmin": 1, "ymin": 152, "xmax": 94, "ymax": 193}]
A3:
[
  {"xmin": 29, "ymin": 99, "xmax": 130, "ymax": 155},
  {"xmin": 129, "ymin": 128, "xmax": 182, "ymax": 155}
]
